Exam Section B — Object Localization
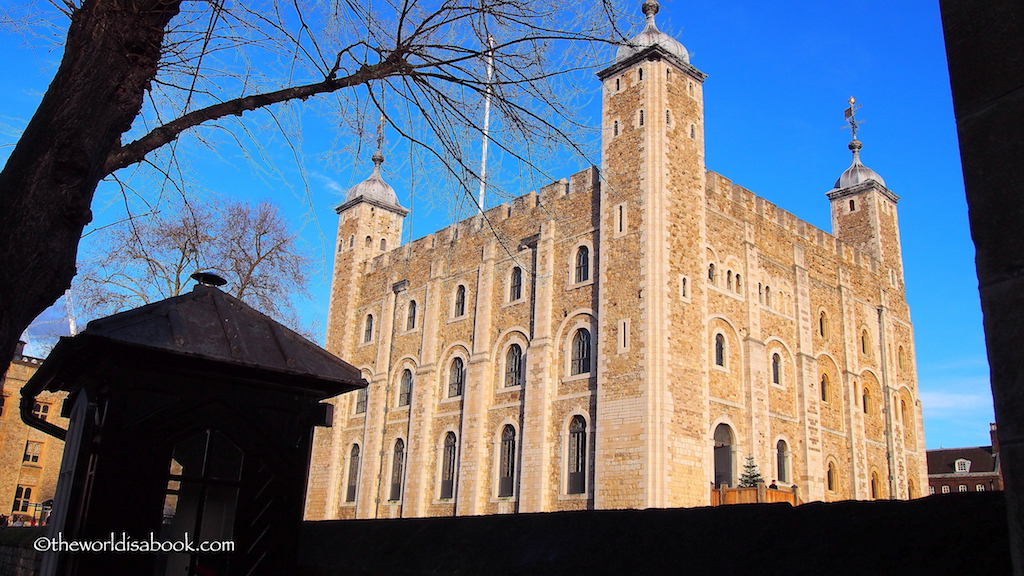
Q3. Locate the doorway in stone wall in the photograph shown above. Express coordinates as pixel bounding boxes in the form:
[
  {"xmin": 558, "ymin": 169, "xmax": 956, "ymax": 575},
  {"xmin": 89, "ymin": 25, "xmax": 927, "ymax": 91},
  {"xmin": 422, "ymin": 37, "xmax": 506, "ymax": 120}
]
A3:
[{"xmin": 713, "ymin": 424, "xmax": 734, "ymax": 488}]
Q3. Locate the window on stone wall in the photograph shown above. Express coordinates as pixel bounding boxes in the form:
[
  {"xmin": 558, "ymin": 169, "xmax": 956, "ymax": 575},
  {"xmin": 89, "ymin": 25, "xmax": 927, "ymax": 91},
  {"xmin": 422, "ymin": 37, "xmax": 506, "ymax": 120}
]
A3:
[
  {"xmin": 448, "ymin": 358, "xmax": 465, "ymax": 397},
  {"xmin": 764, "ymin": 286, "xmax": 772, "ymax": 307},
  {"xmin": 354, "ymin": 388, "xmax": 367, "ymax": 415},
  {"xmin": 575, "ymin": 246, "xmax": 590, "ymax": 283},
  {"xmin": 714, "ymin": 334, "xmax": 726, "ymax": 367},
  {"xmin": 862, "ymin": 388, "xmax": 870, "ymax": 415},
  {"xmin": 363, "ymin": 315, "xmax": 374, "ymax": 343},
  {"xmin": 380, "ymin": 238, "xmax": 387, "ymax": 252},
  {"xmin": 498, "ymin": 425, "xmax": 516, "ymax": 497},
  {"xmin": 22, "ymin": 441, "xmax": 42, "ymax": 464},
  {"xmin": 772, "ymin": 354, "xmax": 782, "ymax": 385},
  {"xmin": 454, "ymin": 285, "xmax": 467, "ymax": 317},
  {"xmin": 871, "ymin": 472, "xmax": 880, "ymax": 499},
  {"xmin": 614, "ymin": 120, "xmax": 619, "ymax": 136},
  {"xmin": 32, "ymin": 403, "xmax": 49, "ymax": 422},
  {"xmin": 861, "ymin": 330, "xmax": 870, "ymax": 355},
  {"xmin": 510, "ymin": 267, "xmax": 523, "ymax": 301},
  {"xmin": 571, "ymin": 329, "xmax": 592, "ymax": 376},
  {"xmin": 441, "ymin": 432, "xmax": 457, "ymax": 499},
  {"xmin": 690, "ymin": 124, "xmax": 696, "ymax": 139},
  {"xmin": 977, "ymin": 484, "xmax": 986, "ymax": 492},
  {"xmin": 727, "ymin": 270, "xmax": 733, "ymax": 290},
  {"xmin": 820, "ymin": 373, "xmax": 829, "ymax": 402},
  {"xmin": 638, "ymin": 68, "xmax": 643, "ymax": 81},
  {"xmin": 390, "ymin": 439, "xmax": 405, "ymax": 501},
  {"xmin": 399, "ymin": 369, "xmax": 413, "ymax": 407},
  {"xmin": 568, "ymin": 416, "xmax": 587, "ymax": 495},
  {"xmin": 735, "ymin": 274, "xmax": 742, "ymax": 293},
  {"xmin": 776, "ymin": 440, "xmax": 788, "ymax": 483},
  {"xmin": 850, "ymin": 199, "xmax": 856, "ymax": 212},
  {"xmin": 959, "ymin": 484, "xmax": 968, "ymax": 493},
  {"xmin": 827, "ymin": 462, "xmax": 836, "ymax": 492},
  {"xmin": 365, "ymin": 236, "xmax": 372, "ymax": 248},
  {"xmin": 639, "ymin": 109, "xmax": 644, "ymax": 126},
  {"xmin": 708, "ymin": 263, "xmax": 716, "ymax": 284},
  {"xmin": 898, "ymin": 346, "xmax": 906, "ymax": 369},
  {"xmin": 346, "ymin": 445, "xmax": 360, "ymax": 502},
  {"xmin": 941, "ymin": 485, "xmax": 950, "ymax": 494},
  {"xmin": 13, "ymin": 486, "xmax": 32, "ymax": 513},
  {"xmin": 819, "ymin": 312, "xmax": 829, "ymax": 338},
  {"xmin": 505, "ymin": 344, "xmax": 525, "ymax": 388},
  {"xmin": 407, "ymin": 300, "xmax": 417, "ymax": 330}
]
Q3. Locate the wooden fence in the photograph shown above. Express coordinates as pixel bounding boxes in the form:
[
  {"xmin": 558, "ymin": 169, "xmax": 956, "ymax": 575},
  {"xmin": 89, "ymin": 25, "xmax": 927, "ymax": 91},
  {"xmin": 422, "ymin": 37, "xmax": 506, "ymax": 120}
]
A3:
[{"xmin": 710, "ymin": 484, "xmax": 801, "ymax": 506}]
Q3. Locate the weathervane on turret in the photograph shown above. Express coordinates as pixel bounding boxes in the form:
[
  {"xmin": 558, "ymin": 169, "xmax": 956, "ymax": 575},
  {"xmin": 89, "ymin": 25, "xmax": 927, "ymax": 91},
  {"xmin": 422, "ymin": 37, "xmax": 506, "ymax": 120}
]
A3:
[
  {"xmin": 373, "ymin": 112, "xmax": 385, "ymax": 167},
  {"xmin": 843, "ymin": 96, "xmax": 863, "ymax": 142}
]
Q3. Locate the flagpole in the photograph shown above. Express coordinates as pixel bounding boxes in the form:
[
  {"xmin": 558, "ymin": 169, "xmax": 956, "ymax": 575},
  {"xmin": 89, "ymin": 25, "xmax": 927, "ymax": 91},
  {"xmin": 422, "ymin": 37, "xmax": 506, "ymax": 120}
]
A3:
[{"xmin": 478, "ymin": 34, "xmax": 495, "ymax": 214}]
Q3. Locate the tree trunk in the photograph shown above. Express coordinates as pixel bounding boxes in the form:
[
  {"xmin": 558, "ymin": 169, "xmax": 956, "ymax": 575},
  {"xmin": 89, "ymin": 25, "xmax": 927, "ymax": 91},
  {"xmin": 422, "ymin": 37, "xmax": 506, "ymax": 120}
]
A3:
[{"xmin": 0, "ymin": 0, "xmax": 181, "ymax": 366}]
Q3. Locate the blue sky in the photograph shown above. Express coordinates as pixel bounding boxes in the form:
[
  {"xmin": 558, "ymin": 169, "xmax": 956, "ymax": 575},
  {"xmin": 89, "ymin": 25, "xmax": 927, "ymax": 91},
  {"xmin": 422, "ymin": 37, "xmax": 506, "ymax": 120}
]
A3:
[{"xmin": 1, "ymin": 0, "xmax": 991, "ymax": 449}]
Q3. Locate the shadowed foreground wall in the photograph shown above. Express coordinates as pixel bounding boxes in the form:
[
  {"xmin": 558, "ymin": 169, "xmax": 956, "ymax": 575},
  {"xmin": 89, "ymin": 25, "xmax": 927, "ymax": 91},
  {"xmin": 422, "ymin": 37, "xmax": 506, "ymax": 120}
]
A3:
[{"xmin": 298, "ymin": 492, "xmax": 1009, "ymax": 576}]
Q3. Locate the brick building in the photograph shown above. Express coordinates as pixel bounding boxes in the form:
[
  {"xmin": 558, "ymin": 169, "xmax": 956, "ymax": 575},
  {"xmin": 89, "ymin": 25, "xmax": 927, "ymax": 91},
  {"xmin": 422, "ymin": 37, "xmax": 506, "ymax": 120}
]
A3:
[
  {"xmin": 0, "ymin": 342, "xmax": 66, "ymax": 524},
  {"xmin": 927, "ymin": 424, "xmax": 1003, "ymax": 495},
  {"xmin": 304, "ymin": 0, "xmax": 927, "ymax": 519}
]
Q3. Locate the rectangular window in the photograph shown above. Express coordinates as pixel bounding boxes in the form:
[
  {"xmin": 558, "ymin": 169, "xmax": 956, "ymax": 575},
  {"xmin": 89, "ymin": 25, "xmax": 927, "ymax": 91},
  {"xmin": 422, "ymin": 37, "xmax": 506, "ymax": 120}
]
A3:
[
  {"xmin": 941, "ymin": 485, "xmax": 950, "ymax": 494},
  {"xmin": 31, "ymin": 403, "xmax": 49, "ymax": 422},
  {"xmin": 22, "ymin": 441, "xmax": 42, "ymax": 464},
  {"xmin": 12, "ymin": 486, "xmax": 32, "ymax": 513},
  {"xmin": 977, "ymin": 484, "xmax": 985, "ymax": 492}
]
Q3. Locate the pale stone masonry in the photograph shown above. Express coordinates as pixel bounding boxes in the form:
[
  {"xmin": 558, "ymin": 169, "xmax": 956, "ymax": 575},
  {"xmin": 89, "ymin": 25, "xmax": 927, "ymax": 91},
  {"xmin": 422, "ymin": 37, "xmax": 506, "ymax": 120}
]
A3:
[{"xmin": 304, "ymin": 1, "xmax": 927, "ymax": 519}]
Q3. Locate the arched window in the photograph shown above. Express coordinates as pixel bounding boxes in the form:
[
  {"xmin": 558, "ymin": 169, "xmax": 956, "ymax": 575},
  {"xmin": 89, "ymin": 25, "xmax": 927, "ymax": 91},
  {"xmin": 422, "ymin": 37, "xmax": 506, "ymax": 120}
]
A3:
[
  {"xmin": 615, "ymin": 78, "xmax": 620, "ymax": 91},
  {"xmin": 850, "ymin": 199, "xmax": 856, "ymax": 211},
  {"xmin": 870, "ymin": 472, "xmax": 880, "ymax": 499},
  {"xmin": 863, "ymin": 387, "xmax": 870, "ymax": 414},
  {"xmin": 389, "ymin": 439, "xmax": 405, "ymax": 501},
  {"xmin": 498, "ymin": 425, "xmax": 516, "ymax": 497},
  {"xmin": 354, "ymin": 388, "xmax": 367, "ymax": 414},
  {"xmin": 827, "ymin": 461, "xmax": 836, "ymax": 492},
  {"xmin": 714, "ymin": 334, "xmax": 725, "ymax": 367},
  {"xmin": 571, "ymin": 329, "xmax": 591, "ymax": 376},
  {"xmin": 708, "ymin": 263, "xmax": 716, "ymax": 284},
  {"xmin": 765, "ymin": 286, "xmax": 772, "ymax": 307},
  {"xmin": 440, "ymin": 432, "xmax": 457, "ymax": 499},
  {"xmin": 454, "ymin": 285, "xmax": 466, "ymax": 317},
  {"xmin": 349, "ymin": 235, "xmax": 354, "ymax": 248},
  {"xmin": 448, "ymin": 358, "xmax": 465, "ymax": 397},
  {"xmin": 398, "ymin": 369, "xmax": 413, "ymax": 407},
  {"xmin": 901, "ymin": 399, "xmax": 909, "ymax": 425},
  {"xmin": 735, "ymin": 274, "xmax": 742, "ymax": 292},
  {"xmin": 861, "ymin": 330, "xmax": 870, "ymax": 355},
  {"xmin": 898, "ymin": 346, "xmax": 906, "ymax": 369},
  {"xmin": 776, "ymin": 440, "xmax": 789, "ymax": 483},
  {"xmin": 638, "ymin": 68, "xmax": 643, "ymax": 81},
  {"xmin": 510, "ymin": 267, "xmax": 523, "ymax": 301},
  {"xmin": 771, "ymin": 353, "xmax": 782, "ymax": 385},
  {"xmin": 568, "ymin": 416, "xmax": 587, "ymax": 494},
  {"xmin": 346, "ymin": 444, "xmax": 361, "ymax": 502},
  {"xmin": 380, "ymin": 238, "xmax": 387, "ymax": 252},
  {"xmin": 908, "ymin": 479, "xmax": 916, "ymax": 499},
  {"xmin": 713, "ymin": 423, "xmax": 734, "ymax": 488},
  {"xmin": 819, "ymin": 311, "xmax": 828, "ymax": 338},
  {"xmin": 363, "ymin": 315, "xmax": 374, "ymax": 343},
  {"xmin": 575, "ymin": 246, "xmax": 590, "ymax": 283},
  {"xmin": 505, "ymin": 344, "xmax": 524, "ymax": 388},
  {"xmin": 365, "ymin": 236, "xmax": 372, "ymax": 248},
  {"xmin": 407, "ymin": 300, "xmax": 417, "ymax": 330},
  {"xmin": 727, "ymin": 270, "xmax": 733, "ymax": 290},
  {"xmin": 820, "ymin": 373, "xmax": 829, "ymax": 402}
]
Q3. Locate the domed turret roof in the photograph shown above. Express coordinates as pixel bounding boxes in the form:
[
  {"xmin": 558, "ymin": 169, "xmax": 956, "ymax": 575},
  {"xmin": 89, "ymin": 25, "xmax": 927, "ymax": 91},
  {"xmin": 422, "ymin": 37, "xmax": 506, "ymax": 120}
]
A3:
[
  {"xmin": 615, "ymin": 0, "xmax": 690, "ymax": 64},
  {"xmin": 346, "ymin": 150, "xmax": 403, "ymax": 208},
  {"xmin": 834, "ymin": 140, "xmax": 886, "ymax": 189}
]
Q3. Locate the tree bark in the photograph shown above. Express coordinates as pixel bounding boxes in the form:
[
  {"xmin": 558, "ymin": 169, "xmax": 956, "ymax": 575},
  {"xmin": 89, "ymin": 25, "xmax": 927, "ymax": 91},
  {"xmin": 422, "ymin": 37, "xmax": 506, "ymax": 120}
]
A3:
[{"xmin": 0, "ymin": 0, "xmax": 182, "ymax": 365}]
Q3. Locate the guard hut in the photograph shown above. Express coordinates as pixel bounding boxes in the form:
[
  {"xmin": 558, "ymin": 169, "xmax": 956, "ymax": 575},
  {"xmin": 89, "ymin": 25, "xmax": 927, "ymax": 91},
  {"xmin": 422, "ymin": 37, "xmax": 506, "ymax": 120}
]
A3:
[{"xmin": 20, "ymin": 273, "xmax": 366, "ymax": 576}]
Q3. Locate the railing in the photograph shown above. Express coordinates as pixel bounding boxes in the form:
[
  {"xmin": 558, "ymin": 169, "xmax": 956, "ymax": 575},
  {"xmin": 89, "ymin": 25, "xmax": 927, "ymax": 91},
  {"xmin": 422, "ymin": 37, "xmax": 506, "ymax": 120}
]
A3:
[{"xmin": 710, "ymin": 484, "xmax": 801, "ymax": 506}]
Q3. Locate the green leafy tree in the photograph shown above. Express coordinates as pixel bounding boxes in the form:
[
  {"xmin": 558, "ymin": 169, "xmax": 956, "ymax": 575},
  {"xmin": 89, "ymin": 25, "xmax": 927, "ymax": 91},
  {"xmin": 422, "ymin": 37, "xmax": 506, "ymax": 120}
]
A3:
[{"xmin": 738, "ymin": 455, "xmax": 764, "ymax": 488}]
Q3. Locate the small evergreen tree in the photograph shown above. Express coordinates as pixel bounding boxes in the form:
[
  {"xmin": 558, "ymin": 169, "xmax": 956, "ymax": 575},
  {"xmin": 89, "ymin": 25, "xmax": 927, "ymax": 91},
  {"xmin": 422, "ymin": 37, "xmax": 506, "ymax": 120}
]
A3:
[{"xmin": 738, "ymin": 455, "xmax": 764, "ymax": 487}]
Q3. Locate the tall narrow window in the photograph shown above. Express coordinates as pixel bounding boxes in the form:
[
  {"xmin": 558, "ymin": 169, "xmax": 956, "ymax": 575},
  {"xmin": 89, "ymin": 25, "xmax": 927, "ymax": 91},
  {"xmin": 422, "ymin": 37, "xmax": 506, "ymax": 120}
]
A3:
[
  {"xmin": 638, "ymin": 68, "xmax": 643, "ymax": 81},
  {"xmin": 440, "ymin": 432, "xmax": 457, "ymax": 499},
  {"xmin": 820, "ymin": 373, "xmax": 829, "ymax": 402},
  {"xmin": 898, "ymin": 346, "xmax": 906, "ymax": 369},
  {"xmin": 389, "ymin": 439, "xmax": 405, "ymax": 501},
  {"xmin": 714, "ymin": 334, "xmax": 725, "ymax": 367},
  {"xmin": 571, "ymin": 329, "xmax": 591, "ymax": 376},
  {"xmin": 399, "ymin": 369, "xmax": 413, "ymax": 407},
  {"xmin": 363, "ymin": 315, "xmax": 374, "ymax": 343},
  {"xmin": 871, "ymin": 472, "xmax": 880, "ymax": 499},
  {"xmin": 498, "ymin": 426, "xmax": 516, "ymax": 497},
  {"xmin": 505, "ymin": 344, "xmax": 524, "ymax": 388},
  {"xmin": 448, "ymin": 358, "xmax": 465, "ymax": 398},
  {"xmin": 901, "ymin": 399, "xmax": 909, "ymax": 425},
  {"xmin": 827, "ymin": 462, "xmax": 836, "ymax": 491},
  {"xmin": 407, "ymin": 300, "xmax": 417, "ymax": 330},
  {"xmin": 765, "ymin": 286, "xmax": 772, "ymax": 307},
  {"xmin": 690, "ymin": 124, "xmax": 695, "ymax": 139},
  {"xmin": 354, "ymin": 388, "xmax": 367, "ymax": 414},
  {"xmin": 639, "ymin": 109, "xmax": 644, "ymax": 126},
  {"xmin": 861, "ymin": 330, "xmax": 870, "ymax": 355},
  {"xmin": 380, "ymin": 238, "xmax": 387, "ymax": 252},
  {"xmin": 568, "ymin": 416, "xmax": 587, "ymax": 494},
  {"xmin": 615, "ymin": 78, "xmax": 620, "ymax": 91},
  {"xmin": 454, "ymin": 285, "xmax": 466, "ymax": 317},
  {"xmin": 614, "ymin": 120, "xmax": 619, "ymax": 136},
  {"xmin": 735, "ymin": 274, "xmax": 742, "ymax": 292},
  {"xmin": 863, "ymin": 388, "xmax": 870, "ymax": 414},
  {"xmin": 776, "ymin": 440, "xmax": 788, "ymax": 482},
  {"xmin": 771, "ymin": 353, "xmax": 782, "ymax": 385},
  {"xmin": 510, "ymin": 267, "xmax": 523, "ymax": 301},
  {"xmin": 850, "ymin": 199, "xmax": 856, "ymax": 211},
  {"xmin": 708, "ymin": 263, "xmax": 716, "ymax": 284},
  {"xmin": 346, "ymin": 445, "xmax": 360, "ymax": 502},
  {"xmin": 575, "ymin": 246, "xmax": 590, "ymax": 283},
  {"xmin": 819, "ymin": 311, "xmax": 828, "ymax": 338},
  {"xmin": 666, "ymin": 110, "xmax": 671, "ymax": 124},
  {"xmin": 680, "ymin": 277, "xmax": 688, "ymax": 298},
  {"xmin": 22, "ymin": 441, "xmax": 42, "ymax": 464}
]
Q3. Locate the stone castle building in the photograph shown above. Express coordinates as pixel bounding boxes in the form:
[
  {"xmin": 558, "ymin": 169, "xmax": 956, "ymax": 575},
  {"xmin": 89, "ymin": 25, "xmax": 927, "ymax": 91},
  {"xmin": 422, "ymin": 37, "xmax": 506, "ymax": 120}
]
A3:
[{"xmin": 305, "ymin": 1, "xmax": 927, "ymax": 519}]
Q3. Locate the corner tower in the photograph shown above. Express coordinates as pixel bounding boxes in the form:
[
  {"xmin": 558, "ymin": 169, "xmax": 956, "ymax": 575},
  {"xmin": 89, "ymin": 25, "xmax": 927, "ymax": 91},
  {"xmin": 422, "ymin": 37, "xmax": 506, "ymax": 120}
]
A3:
[
  {"xmin": 595, "ymin": 0, "xmax": 711, "ymax": 508},
  {"xmin": 828, "ymin": 100, "xmax": 904, "ymax": 284}
]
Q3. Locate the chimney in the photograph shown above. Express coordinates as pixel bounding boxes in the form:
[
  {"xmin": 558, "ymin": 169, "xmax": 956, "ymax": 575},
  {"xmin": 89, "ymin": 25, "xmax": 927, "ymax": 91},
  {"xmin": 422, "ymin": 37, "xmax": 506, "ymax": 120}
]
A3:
[
  {"xmin": 990, "ymin": 422, "xmax": 1000, "ymax": 454},
  {"xmin": 14, "ymin": 341, "xmax": 26, "ymax": 358}
]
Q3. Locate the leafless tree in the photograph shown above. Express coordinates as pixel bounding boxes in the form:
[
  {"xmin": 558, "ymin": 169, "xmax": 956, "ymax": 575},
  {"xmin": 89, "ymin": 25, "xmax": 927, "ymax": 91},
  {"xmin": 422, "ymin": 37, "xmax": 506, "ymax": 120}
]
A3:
[
  {"xmin": 0, "ymin": 0, "xmax": 630, "ymax": 365},
  {"xmin": 76, "ymin": 199, "xmax": 311, "ymax": 326}
]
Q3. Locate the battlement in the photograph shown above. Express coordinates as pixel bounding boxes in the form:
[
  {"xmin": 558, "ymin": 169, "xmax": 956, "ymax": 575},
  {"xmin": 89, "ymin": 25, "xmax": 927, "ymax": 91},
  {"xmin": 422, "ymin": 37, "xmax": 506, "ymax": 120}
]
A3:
[{"xmin": 705, "ymin": 171, "xmax": 882, "ymax": 275}]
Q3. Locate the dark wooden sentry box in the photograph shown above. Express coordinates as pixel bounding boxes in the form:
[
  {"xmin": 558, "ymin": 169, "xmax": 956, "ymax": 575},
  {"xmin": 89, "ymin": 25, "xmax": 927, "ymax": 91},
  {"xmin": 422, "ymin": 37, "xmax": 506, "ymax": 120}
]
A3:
[{"xmin": 21, "ymin": 280, "xmax": 365, "ymax": 576}]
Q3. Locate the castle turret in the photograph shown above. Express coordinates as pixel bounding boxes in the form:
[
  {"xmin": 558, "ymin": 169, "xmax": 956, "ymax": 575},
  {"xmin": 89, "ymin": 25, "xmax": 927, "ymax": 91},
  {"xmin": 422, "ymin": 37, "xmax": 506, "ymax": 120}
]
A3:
[{"xmin": 595, "ymin": 0, "xmax": 710, "ymax": 508}]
